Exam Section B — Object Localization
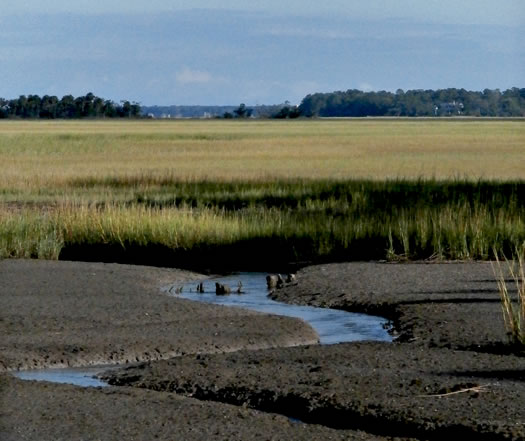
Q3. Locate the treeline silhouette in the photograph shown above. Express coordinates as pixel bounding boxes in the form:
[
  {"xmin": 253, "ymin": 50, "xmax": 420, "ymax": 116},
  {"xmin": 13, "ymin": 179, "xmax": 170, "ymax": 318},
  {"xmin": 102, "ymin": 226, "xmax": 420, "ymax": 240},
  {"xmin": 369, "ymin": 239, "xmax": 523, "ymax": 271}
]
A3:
[
  {"xmin": 2, "ymin": 88, "xmax": 524, "ymax": 119},
  {"xmin": 0, "ymin": 93, "xmax": 141, "ymax": 119},
  {"xmin": 299, "ymin": 88, "xmax": 525, "ymax": 117}
]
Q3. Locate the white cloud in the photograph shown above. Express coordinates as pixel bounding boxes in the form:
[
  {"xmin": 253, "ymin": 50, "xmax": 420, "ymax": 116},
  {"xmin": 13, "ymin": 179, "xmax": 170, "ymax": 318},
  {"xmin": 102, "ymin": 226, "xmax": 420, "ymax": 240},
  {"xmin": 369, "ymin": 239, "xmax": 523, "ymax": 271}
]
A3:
[{"xmin": 175, "ymin": 67, "xmax": 214, "ymax": 85}]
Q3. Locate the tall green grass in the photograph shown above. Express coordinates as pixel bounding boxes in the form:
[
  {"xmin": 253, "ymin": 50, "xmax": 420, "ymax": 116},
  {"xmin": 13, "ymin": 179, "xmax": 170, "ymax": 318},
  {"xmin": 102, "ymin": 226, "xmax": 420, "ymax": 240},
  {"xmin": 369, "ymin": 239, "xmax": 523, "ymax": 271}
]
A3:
[
  {"xmin": 1, "ymin": 179, "xmax": 524, "ymax": 269},
  {"xmin": 0, "ymin": 211, "xmax": 63, "ymax": 259}
]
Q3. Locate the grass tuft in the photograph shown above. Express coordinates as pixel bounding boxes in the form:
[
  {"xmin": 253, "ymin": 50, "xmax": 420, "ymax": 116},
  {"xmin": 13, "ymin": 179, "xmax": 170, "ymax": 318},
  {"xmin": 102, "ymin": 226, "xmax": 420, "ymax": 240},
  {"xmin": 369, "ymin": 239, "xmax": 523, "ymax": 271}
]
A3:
[{"xmin": 492, "ymin": 247, "xmax": 525, "ymax": 346}]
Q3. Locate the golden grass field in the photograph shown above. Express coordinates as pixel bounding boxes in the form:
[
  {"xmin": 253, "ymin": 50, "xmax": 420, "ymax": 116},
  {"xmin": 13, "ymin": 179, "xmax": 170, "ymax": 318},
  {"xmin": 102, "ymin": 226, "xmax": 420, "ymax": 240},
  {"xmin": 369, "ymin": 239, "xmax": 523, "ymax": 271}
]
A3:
[
  {"xmin": 1, "ymin": 119, "xmax": 524, "ymax": 194},
  {"xmin": 1, "ymin": 119, "xmax": 524, "ymax": 264}
]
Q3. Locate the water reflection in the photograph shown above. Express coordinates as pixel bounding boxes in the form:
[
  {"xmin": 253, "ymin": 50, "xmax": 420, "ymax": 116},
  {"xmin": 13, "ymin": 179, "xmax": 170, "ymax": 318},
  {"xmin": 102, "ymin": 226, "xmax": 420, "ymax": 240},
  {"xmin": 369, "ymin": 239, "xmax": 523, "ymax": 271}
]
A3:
[
  {"xmin": 13, "ymin": 366, "xmax": 110, "ymax": 387},
  {"xmin": 14, "ymin": 273, "xmax": 391, "ymax": 388},
  {"xmin": 176, "ymin": 273, "xmax": 391, "ymax": 344}
]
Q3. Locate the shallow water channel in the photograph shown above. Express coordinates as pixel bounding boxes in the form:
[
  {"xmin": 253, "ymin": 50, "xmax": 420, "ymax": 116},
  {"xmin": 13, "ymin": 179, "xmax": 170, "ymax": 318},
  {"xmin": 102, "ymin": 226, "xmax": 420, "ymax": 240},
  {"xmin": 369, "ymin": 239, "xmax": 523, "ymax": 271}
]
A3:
[
  {"xmin": 177, "ymin": 273, "xmax": 391, "ymax": 345},
  {"xmin": 14, "ymin": 366, "xmax": 111, "ymax": 388},
  {"xmin": 13, "ymin": 273, "xmax": 391, "ymax": 388}
]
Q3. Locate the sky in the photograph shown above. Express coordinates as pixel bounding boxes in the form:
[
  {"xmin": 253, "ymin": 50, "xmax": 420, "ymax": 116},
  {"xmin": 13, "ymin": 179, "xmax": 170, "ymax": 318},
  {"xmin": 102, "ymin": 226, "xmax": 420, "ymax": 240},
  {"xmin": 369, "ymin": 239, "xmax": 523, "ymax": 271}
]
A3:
[{"xmin": 1, "ymin": 1, "xmax": 524, "ymax": 105}]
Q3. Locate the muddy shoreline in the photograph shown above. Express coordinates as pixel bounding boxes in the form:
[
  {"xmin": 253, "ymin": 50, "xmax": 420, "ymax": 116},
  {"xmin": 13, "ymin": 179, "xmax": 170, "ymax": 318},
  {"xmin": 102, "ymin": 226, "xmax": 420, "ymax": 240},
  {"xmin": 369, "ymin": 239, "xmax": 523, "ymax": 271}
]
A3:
[
  {"xmin": 271, "ymin": 262, "xmax": 513, "ymax": 351},
  {"xmin": 2, "ymin": 260, "xmax": 525, "ymax": 440},
  {"xmin": 0, "ymin": 260, "xmax": 318, "ymax": 372}
]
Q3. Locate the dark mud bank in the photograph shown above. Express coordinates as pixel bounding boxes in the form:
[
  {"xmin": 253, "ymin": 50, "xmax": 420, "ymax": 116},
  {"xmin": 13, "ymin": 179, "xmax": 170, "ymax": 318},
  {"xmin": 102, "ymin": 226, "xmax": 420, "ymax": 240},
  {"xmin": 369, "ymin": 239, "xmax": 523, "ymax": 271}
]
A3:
[
  {"xmin": 104, "ymin": 343, "xmax": 525, "ymax": 441},
  {"xmin": 0, "ymin": 260, "xmax": 318, "ymax": 372},
  {"xmin": 58, "ymin": 241, "xmax": 310, "ymax": 273},
  {"xmin": 4, "ymin": 259, "xmax": 525, "ymax": 440}
]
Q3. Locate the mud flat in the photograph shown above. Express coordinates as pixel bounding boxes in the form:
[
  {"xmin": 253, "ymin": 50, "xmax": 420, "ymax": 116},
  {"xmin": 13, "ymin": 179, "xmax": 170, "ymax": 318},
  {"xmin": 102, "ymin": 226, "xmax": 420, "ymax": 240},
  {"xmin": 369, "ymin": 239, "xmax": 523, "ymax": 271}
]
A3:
[
  {"xmin": 2, "ymin": 374, "xmax": 410, "ymax": 441},
  {"xmin": 105, "ymin": 343, "xmax": 525, "ymax": 440},
  {"xmin": 104, "ymin": 262, "xmax": 525, "ymax": 440},
  {"xmin": 1, "ymin": 259, "xmax": 344, "ymax": 441},
  {"xmin": 2, "ymin": 260, "xmax": 525, "ymax": 440},
  {"xmin": 0, "ymin": 259, "xmax": 318, "ymax": 372}
]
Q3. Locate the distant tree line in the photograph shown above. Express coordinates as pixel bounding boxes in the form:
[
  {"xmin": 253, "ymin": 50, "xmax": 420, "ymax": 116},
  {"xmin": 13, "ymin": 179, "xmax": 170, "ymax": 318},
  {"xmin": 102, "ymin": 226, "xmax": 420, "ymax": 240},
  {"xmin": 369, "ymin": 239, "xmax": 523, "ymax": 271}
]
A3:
[
  {"xmin": 222, "ymin": 103, "xmax": 254, "ymax": 119},
  {"xmin": 0, "ymin": 93, "xmax": 141, "ymax": 119},
  {"xmin": 141, "ymin": 103, "xmax": 295, "ymax": 119},
  {"xmin": 4, "ymin": 88, "xmax": 523, "ymax": 120},
  {"xmin": 298, "ymin": 88, "xmax": 525, "ymax": 117}
]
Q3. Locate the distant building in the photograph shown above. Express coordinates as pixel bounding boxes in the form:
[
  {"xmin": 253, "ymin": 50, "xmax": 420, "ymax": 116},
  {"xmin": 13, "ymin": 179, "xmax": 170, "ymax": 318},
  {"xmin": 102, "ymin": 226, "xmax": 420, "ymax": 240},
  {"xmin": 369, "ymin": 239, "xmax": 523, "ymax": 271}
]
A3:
[{"xmin": 439, "ymin": 101, "xmax": 464, "ymax": 115}]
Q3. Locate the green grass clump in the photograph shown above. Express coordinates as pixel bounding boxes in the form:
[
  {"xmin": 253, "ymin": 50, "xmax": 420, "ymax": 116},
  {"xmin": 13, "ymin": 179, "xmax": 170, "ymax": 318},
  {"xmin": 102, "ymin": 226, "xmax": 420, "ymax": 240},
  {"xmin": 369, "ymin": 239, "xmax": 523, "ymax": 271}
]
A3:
[{"xmin": 0, "ymin": 211, "xmax": 63, "ymax": 259}]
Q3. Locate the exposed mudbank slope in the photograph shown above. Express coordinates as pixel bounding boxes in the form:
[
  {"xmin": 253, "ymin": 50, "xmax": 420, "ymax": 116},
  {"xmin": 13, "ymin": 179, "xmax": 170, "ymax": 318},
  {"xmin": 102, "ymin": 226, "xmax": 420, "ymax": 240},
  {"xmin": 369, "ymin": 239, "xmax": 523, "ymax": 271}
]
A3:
[
  {"xmin": 103, "ymin": 261, "xmax": 525, "ymax": 440},
  {"xmin": 4, "ymin": 260, "xmax": 524, "ymax": 440},
  {"xmin": 0, "ymin": 259, "xmax": 414, "ymax": 441},
  {"xmin": 2, "ymin": 374, "xmax": 413, "ymax": 441},
  {"xmin": 271, "ymin": 262, "xmax": 510, "ymax": 350}
]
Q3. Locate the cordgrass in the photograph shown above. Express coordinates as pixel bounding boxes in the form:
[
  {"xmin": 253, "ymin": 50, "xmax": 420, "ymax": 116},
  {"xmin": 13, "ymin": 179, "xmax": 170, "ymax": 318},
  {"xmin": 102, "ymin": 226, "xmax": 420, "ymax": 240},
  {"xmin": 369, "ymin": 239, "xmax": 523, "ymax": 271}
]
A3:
[
  {"xmin": 492, "ymin": 248, "xmax": 525, "ymax": 346},
  {"xmin": 1, "ymin": 120, "xmax": 524, "ymax": 269},
  {"xmin": 1, "ymin": 179, "xmax": 524, "ymax": 269},
  {"xmin": 1, "ymin": 119, "xmax": 524, "ymax": 194}
]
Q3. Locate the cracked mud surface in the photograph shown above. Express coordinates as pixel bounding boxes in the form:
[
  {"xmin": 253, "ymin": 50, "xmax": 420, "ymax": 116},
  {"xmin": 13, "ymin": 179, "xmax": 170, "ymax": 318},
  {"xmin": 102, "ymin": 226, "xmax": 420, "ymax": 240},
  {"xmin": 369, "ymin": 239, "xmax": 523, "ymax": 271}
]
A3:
[{"xmin": 2, "ymin": 260, "xmax": 525, "ymax": 440}]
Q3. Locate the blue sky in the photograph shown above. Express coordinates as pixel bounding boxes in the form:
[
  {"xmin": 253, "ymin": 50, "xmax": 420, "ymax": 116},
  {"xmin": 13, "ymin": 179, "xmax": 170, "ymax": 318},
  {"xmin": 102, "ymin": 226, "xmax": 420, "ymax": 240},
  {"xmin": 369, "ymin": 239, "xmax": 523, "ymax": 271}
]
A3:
[{"xmin": 1, "ymin": 1, "xmax": 523, "ymax": 105}]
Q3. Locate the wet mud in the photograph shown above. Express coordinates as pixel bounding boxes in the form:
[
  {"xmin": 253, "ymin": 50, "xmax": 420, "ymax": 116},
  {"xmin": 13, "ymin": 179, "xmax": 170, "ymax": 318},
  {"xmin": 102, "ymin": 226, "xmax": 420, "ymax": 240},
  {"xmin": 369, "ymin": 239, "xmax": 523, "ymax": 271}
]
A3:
[
  {"xmin": 2, "ymin": 260, "xmax": 524, "ymax": 440},
  {"xmin": 0, "ymin": 259, "xmax": 318, "ymax": 372},
  {"xmin": 104, "ymin": 343, "xmax": 525, "ymax": 440}
]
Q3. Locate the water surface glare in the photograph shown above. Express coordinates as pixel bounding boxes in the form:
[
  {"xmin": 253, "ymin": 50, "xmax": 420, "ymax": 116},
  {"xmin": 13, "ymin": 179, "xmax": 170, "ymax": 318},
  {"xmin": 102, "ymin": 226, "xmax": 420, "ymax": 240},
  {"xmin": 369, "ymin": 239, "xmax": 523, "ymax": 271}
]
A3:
[
  {"xmin": 176, "ymin": 273, "xmax": 392, "ymax": 344},
  {"xmin": 14, "ymin": 366, "xmax": 110, "ymax": 387}
]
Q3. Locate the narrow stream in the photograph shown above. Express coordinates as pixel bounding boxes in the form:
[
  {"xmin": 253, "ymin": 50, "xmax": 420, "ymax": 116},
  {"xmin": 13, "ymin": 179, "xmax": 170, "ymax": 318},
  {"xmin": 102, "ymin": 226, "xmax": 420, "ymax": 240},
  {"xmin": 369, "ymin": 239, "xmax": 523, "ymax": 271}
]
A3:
[
  {"xmin": 176, "ymin": 273, "xmax": 391, "ymax": 344},
  {"xmin": 13, "ymin": 273, "xmax": 391, "ymax": 387},
  {"xmin": 14, "ymin": 366, "xmax": 111, "ymax": 388}
]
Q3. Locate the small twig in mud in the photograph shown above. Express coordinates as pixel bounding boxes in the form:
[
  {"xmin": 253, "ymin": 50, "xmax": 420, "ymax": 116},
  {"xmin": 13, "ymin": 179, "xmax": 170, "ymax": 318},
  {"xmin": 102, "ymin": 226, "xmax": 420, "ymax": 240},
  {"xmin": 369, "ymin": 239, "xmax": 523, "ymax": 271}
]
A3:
[{"xmin": 418, "ymin": 384, "xmax": 492, "ymax": 398}]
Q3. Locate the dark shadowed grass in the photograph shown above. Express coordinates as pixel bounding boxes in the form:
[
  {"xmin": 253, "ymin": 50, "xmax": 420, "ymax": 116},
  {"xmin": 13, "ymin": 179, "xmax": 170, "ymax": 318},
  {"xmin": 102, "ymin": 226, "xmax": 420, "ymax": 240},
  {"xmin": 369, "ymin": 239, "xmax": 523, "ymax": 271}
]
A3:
[{"xmin": 1, "ymin": 178, "xmax": 524, "ymax": 269}]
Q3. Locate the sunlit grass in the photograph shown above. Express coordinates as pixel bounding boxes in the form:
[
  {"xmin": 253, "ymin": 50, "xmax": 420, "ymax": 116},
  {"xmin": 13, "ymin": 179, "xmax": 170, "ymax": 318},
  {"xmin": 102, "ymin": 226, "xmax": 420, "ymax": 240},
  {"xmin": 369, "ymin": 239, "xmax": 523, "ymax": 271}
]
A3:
[
  {"xmin": 1, "ymin": 180, "xmax": 524, "ymax": 266},
  {"xmin": 1, "ymin": 120, "xmax": 524, "ymax": 194},
  {"xmin": 0, "ymin": 120, "xmax": 524, "ymax": 267}
]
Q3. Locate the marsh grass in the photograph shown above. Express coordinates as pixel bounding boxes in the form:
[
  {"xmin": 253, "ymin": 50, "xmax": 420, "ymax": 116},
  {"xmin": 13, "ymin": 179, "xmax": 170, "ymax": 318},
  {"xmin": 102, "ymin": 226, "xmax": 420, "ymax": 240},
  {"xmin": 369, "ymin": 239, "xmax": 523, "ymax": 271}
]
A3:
[
  {"xmin": 1, "ymin": 119, "xmax": 524, "ymax": 193},
  {"xmin": 492, "ymin": 248, "xmax": 525, "ymax": 346},
  {"xmin": 1, "ymin": 179, "xmax": 524, "ymax": 269},
  {"xmin": 0, "ymin": 210, "xmax": 63, "ymax": 259},
  {"xmin": 1, "ymin": 120, "xmax": 524, "ymax": 268}
]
